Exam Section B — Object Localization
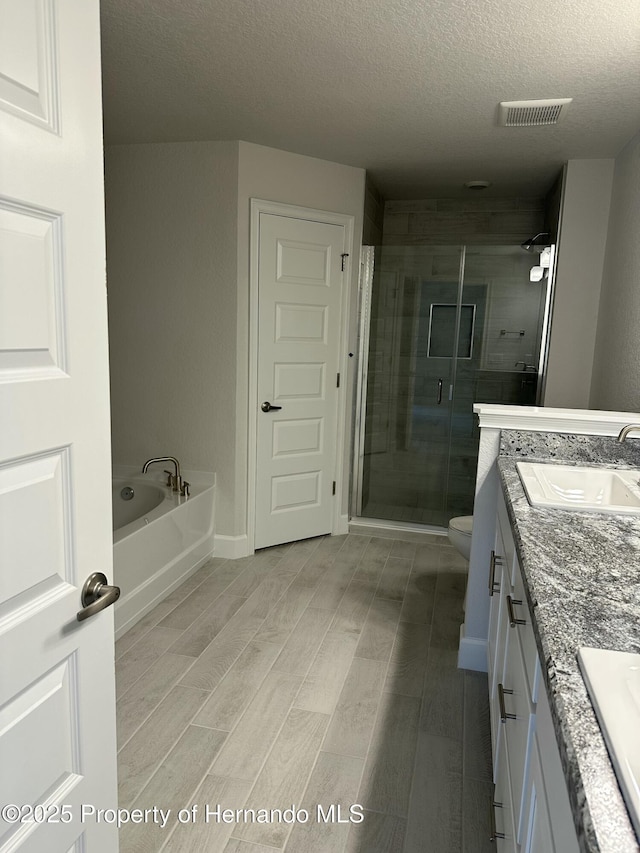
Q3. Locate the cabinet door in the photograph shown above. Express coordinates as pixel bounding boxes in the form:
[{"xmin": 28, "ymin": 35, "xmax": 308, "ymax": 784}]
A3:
[
  {"xmin": 492, "ymin": 724, "xmax": 518, "ymax": 853},
  {"xmin": 521, "ymin": 733, "xmax": 555, "ymax": 853},
  {"xmin": 501, "ymin": 597, "xmax": 535, "ymax": 842},
  {"xmin": 488, "ymin": 528, "xmax": 506, "ymax": 694},
  {"xmin": 535, "ymin": 683, "xmax": 580, "ymax": 853},
  {"xmin": 490, "ymin": 575, "xmax": 511, "ymax": 779}
]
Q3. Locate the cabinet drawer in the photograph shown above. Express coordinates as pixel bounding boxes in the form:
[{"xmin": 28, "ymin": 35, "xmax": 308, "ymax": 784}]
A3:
[
  {"xmin": 497, "ymin": 494, "xmax": 516, "ymax": 587},
  {"xmin": 501, "ymin": 608, "xmax": 535, "ymax": 842},
  {"xmin": 511, "ymin": 558, "xmax": 540, "ymax": 703}
]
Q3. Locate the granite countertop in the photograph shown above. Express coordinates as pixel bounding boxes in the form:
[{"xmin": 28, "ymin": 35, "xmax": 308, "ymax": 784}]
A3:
[{"xmin": 497, "ymin": 430, "xmax": 640, "ymax": 853}]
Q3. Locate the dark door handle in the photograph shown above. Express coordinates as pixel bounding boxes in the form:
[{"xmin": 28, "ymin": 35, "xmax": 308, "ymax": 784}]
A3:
[
  {"xmin": 77, "ymin": 572, "xmax": 120, "ymax": 622},
  {"xmin": 437, "ymin": 378, "xmax": 443, "ymax": 405},
  {"xmin": 261, "ymin": 401, "xmax": 282, "ymax": 412}
]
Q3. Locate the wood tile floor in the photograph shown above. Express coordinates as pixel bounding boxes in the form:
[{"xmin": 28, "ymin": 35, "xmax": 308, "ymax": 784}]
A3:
[{"xmin": 115, "ymin": 533, "xmax": 494, "ymax": 852}]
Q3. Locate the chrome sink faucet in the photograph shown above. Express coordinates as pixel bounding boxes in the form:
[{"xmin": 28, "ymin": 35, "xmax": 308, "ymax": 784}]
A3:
[
  {"xmin": 617, "ymin": 424, "xmax": 640, "ymax": 443},
  {"xmin": 141, "ymin": 456, "xmax": 190, "ymax": 496}
]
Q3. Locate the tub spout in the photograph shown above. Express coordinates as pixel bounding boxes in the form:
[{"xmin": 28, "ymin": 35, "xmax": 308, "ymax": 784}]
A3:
[{"xmin": 142, "ymin": 456, "xmax": 182, "ymax": 491}]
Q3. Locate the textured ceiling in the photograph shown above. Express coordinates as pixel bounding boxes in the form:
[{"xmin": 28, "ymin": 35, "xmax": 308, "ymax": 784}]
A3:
[{"xmin": 100, "ymin": 0, "xmax": 640, "ymax": 198}]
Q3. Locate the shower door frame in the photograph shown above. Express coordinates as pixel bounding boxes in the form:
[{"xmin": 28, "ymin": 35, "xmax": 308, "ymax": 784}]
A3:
[
  {"xmin": 351, "ymin": 242, "xmax": 557, "ymax": 528},
  {"xmin": 351, "ymin": 246, "xmax": 375, "ymax": 519}
]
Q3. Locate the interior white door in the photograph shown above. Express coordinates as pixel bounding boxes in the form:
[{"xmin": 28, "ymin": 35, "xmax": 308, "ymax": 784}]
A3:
[
  {"xmin": 255, "ymin": 213, "xmax": 345, "ymax": 549},
  {"xmin": 0, "ymin": 1, "xmax": 119, "ymax": 850}
]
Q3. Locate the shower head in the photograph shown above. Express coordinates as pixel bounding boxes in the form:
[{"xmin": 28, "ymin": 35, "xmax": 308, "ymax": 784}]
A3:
[{"xmin": 521, "ymin": 232, "xmax": 549, "ymax": 252}]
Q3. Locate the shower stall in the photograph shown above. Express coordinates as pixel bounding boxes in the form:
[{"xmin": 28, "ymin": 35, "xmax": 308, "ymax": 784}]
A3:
[{"xmin": 352, "ymin": 243, "xmax": 553, "ymax": 529}]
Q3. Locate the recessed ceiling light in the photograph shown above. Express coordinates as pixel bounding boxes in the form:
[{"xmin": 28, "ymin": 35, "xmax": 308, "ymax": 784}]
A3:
[{"xmin": 464, "ymin": 180, "xmax": 491, "ymax": 190}]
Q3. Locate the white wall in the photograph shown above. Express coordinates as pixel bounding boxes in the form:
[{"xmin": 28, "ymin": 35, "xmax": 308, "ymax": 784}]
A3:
[
  {"xmin": 590, "ymin": 131, "xmax": 640, "ymax": 412},
  {"xmin": 236, "ymin": 142, "xmax": 366, "ymax": 537},
  {"xmin": 105, "ymin": 141, "xmax": 239, "ymax": 532},
  {"xmin": 543, "ymin": 159, "xmax": 614, "ymax": 408}
]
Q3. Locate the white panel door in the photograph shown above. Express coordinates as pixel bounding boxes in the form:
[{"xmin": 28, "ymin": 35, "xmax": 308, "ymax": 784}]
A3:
[
  {"xmin": 255, "ymin": 213, "xmax": 345, "ymax": 549},
  {"xmin": 0, "ymin": 1, "xmax": 119, "ymax": 851}
]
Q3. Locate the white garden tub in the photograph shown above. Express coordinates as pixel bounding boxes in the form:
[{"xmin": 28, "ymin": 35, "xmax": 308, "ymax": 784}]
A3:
[{"xmin": 112, "ymin": 470, "xmax": 215, "ymax": 639}]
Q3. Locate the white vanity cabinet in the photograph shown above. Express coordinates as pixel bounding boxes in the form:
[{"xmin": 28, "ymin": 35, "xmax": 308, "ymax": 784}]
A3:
[{"xmin": 487, "ymin": 491, "xmax": 579, "ymax": 853}]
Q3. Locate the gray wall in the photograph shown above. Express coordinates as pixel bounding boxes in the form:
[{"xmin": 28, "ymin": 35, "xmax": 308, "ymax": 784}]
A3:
[
  {"xmin": 543, "ymin": 159, "xmax": 615, "ymax": 409},
  {"xmin": 590, "ymin": 132, "xmax": 640, "ymax": 412},
  {"xmin": 105, "ymin": 141, "xmax": 239, "ymax": 532}
]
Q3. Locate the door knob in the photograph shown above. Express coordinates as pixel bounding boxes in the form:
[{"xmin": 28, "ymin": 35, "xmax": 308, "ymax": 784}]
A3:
[
  {"xmin": 77, "ymin": 572, "xmax": 120, "ymax": 622},
  {"xmin": 261, "ymin": 401, "xmax": 282, "ymax": 412}
]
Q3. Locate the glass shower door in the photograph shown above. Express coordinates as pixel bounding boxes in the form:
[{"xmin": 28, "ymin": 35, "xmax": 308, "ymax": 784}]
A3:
[
  {"xmin": 358, "ymin": 245, "xmax": 464, "ymax": 528},
  {"xmin": 446, "ymin": 245, "xmax": 546, "ymax": 517},
  {"xmin": 355, "ymin": 242, "xmax": 550, "ymax": 529}
]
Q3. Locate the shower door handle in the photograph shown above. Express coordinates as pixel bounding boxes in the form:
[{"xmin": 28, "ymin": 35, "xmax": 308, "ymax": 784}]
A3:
[{"xmin": 437, "ymin": 378, "xmax": 443, "ymax": 405}]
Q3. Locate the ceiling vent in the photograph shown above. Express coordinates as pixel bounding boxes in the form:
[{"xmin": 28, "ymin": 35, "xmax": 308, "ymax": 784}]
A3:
[{"xmin": 498, "ymin": 98, "xmax": 572, "ymax": 127}]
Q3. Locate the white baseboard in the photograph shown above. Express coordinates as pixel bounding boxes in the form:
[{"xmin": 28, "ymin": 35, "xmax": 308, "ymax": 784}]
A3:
[
  {"xmin": 335, "ymin": 514, "xmax": 349, "ymax": 535},
  {"xmin": 214, "ymin": 533, "xmax": 251, "ymax": 559},
  {"xmin": 457, "ymin": 627, "xmax": 488, "ymax": 672}
]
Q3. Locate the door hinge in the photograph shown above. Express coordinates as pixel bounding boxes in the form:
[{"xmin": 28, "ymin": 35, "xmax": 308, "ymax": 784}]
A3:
[
  {"xmin": 332, "ymin": 481, "xmax": 336, "ymax": 495},
  {"xmin": 336, "ymin": 373, "xmax": 340, "ymax": 388},
  {"xmin": 341, "ymin": 253, "xmax": 349, "ymax": 271}
]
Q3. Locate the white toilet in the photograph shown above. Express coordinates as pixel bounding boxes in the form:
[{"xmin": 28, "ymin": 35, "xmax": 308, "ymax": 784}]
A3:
[{"xmin": 447, "ymin": 515, "xmax": 473, "ymax": 560}]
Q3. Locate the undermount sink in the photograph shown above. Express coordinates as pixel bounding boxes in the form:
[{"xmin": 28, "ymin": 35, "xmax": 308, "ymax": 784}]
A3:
[
  {"xmin": 578, "ymin": 647, "xmax": 640, "ymax": 839},
  {"xmin": 516, "ymin": 462, "xmax": 640, "ymax": 514}
]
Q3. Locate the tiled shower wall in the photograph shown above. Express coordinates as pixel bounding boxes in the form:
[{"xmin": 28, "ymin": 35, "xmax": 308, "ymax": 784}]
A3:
[
  {"xmin": 382, "ymin": 196, "xmax": 545, "ymax": 246},
  {"xmin": 359, "ymin": 196, "xmax": 547, "ymax": 523},
  {"xmin": 363, "ymin": 178, "xmax": 385, "ymax": 245}
]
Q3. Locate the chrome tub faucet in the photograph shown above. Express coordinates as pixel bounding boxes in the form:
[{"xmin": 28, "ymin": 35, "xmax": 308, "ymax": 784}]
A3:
[{"xmin": 141, "ymin": 456, "xmax": 190, "ymax": 496}]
